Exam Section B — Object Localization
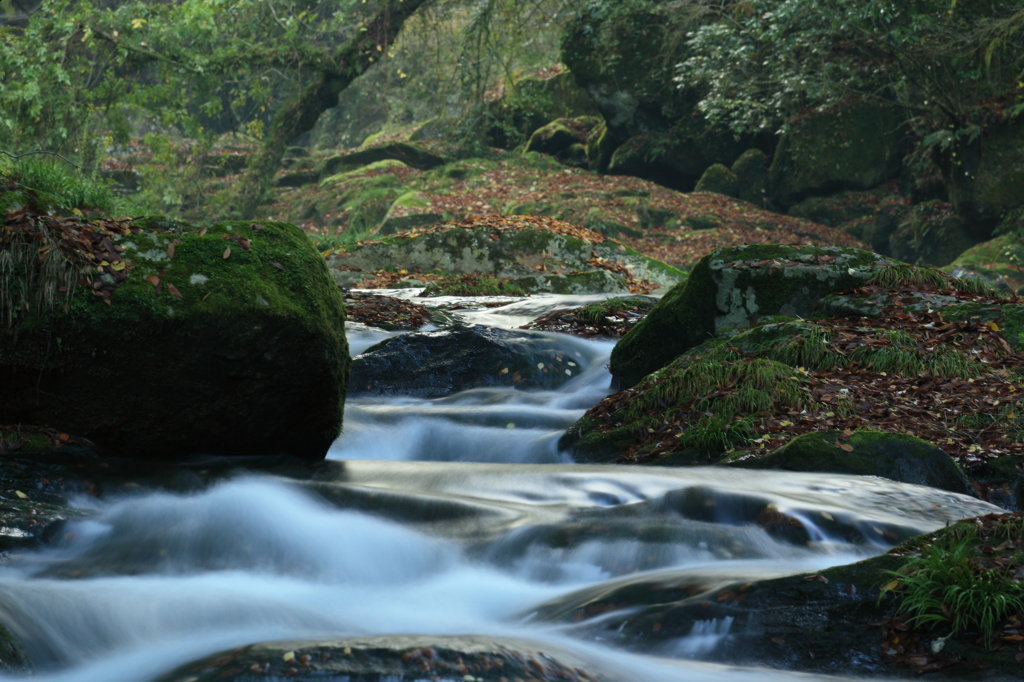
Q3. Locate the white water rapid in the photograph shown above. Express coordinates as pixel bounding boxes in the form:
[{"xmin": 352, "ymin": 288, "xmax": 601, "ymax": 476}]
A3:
[{"xmin": 0, "ymin": 293, "xmax": 1004, "ymax": 682}]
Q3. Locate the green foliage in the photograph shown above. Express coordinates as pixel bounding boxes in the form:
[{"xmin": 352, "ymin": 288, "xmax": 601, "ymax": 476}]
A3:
[
  {"xmin": 882, "ymin": 533, "xmax": 1024, "ymax": 643},
  {"xmin": 676, "ymin": 0, "xmax": 1024, "ymax": 142},
  {"xmin": 0, "ymin": 154, "xmax": 127, "ymax": 214}
]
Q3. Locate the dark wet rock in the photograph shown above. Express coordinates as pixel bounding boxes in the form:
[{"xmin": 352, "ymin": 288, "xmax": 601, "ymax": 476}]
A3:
[
  {"xmin": 609, "ymin": 244, "xmax": 894, "ymax": 389},
  {"xmin": 725, "ymin": 430, "xmax": 972, "ymax": 496},
  {"xmin": 521, "ymin": 295, "xmax": 657, "ymax": 338},
  {"xmin": 349, "ymin": 326, "xmax": 588, "ymax": 398},
  {"xmin": 151, "ymin": 635, "xmax": 613, "ymax": 682},
  {"xmin": 0, "ymin": 428, "xmax": 95, "ymax": 555},
  {"xmin": 730, "ymin": 148, "xmax": 769, "ymax": 207},
  {"xmin": 0, "ymin": 216, "xmax": 350, "ymax": 461},
  {"xmin": 528, "ymin": 513, "xmax": 1024, "ymax": 680}
]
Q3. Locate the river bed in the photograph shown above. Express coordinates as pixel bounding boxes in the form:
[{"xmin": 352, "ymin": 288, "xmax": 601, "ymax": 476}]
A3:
[{"xmin": 0, "ymin": 293, "xmax": 1004, "ymax": 682}]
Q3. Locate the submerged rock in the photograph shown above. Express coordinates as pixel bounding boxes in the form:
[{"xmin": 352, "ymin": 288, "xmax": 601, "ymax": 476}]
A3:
[
  {"xmin": 0, "ymin": 208, "xmax": 350, "ymax": 461},
  {"xmin": 349, "ymin": 326, "xmax": 587, "ymax": 398}
]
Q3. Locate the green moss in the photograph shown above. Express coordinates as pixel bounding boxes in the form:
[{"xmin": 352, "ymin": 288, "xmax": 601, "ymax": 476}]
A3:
[
  {"xmin": 610, "ymin": 244, "xmax": 893, "ymax": 387},
  {"xmin": 0, "ymin": 218, "xmax": 349, "ymax": 460},
  {"xmin": 694, "ymin": 163, "xmax": 738, "ymax": 196},
  {"xmin": 320, "ymin": 159, "xmax": 408, "ymax": 187}
]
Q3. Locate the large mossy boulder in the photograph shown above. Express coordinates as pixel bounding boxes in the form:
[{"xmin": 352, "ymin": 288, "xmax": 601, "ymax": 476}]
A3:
[
  {"xmin": 768, "ymin": 101, "xmax": 905, "ymax": 206},
  {"xmin": 0, "ymin": 209, "xmax": 350, "ymax": 461},
  {"xmin": 349, "ymin": 326, "xmax": 587, "ymax": 398},
  {"xmin": 560, "ymin": 0, "xmax": 692, "ymax": 138},
  {"xmin": 326, "ymin": 216, "xmax": 685, "ymax": 292},
  {"xmin": 609, "ymin": 244, "xmax": 894, "ymax": 388},
  {"xmin": 726, "ymin": 430, "xmax": 971, "ymax": 495},
  {"xmin": 694, "ymin": 163, "xmax": 738, "ymax": 197},
  {"xmin": 485, "ymin": 69, "xmax": 600, "ymax": 149},
  {"xmin": 561, "ymin": 2, "xmax": 752, "ymax": 188},
  {"xmin": 524, "ymin": 116, "xmax": 601, "ymax": 167},
  {"xmin": 944, "ymin": 232, "xmax": 1024, "ymax": 294},
  {"xmin": 565, "ymin": 273, "xmax": 1024, "ymax": 484},
  {"xmin": 321, "ymin": 141, "xmax": 446, "ymax": 175}
]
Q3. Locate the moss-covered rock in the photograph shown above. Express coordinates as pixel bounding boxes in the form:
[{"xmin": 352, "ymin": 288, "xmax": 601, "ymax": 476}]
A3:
[
  {"xmin": 768, "ymin": 101, "xmax": 905, "ymax": 206},
  {"xmin": 326, "ymin": 217, "xmax": 685, "ymax": 290},
  {"xmin": 510, "ymin": 269, "xmax": 630, "ymax": 295},
  {"xmin": 0, "ymin": 216, "xmax": 350, "ymax": 461},
  {"xmin": 726, "ymin": 430, "xmax": 971, "ymax": 495},
  {"xmin": 606, "ymin": 132, "xmax": 713, "ymax": 192},
  {"xmin": 485, "ymin": 69, "xmax": 600, "ymax": 149},
  {"xmin": 889, "ymin": 200, "xmax": 978, "ymax": 267},
  {"xmin": 609, "ymin": 244, "xmax": 893, "ymax": 388},
  {"xmin": 694, "ymin": 163, "xmax": 738, "ymax": 197},
  {"xmin": 944, "ymin": 232, "xmax": 1024, "ymax": 294},
  {"xmin": 787, "ymin": 189, "xmax": 885, "ymax": 228},
  {"xmin": 560, "ymin": 0, "xmax": 693, "ymax": 138},
  {"xmin": 581, "ymin": 207, "xmax": 642, "ymax": 239},
  {"xmin": 320, "ymin": 141, "xmax": 446, "ymax": 175},
  {"xmin": 524, "ymin": 116, "xmax": 601, "ymax": 158},
  {"xmin": 377, "ymin": 191, "xmax": 443, "ymax": 236}
]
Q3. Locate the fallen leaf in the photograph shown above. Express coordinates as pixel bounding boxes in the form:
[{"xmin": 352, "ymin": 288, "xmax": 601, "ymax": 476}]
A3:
[
  {"xmin": 167, "ymin": 243, "xmax": 175, "ymax": 259},
  {"xmin": 271, "ymin": 262, "xmax": 284, "ymax": 270},
  {"xmin": 198, "ymin": 228, "xmax": 207, "ymax": 237},
  {"xmin": 145, "ymin": 275, "xmax": 160, "ymax": 287},
  {"xmin": 167, "ymin": 284, "xmax": 182, "ymax": 298},
  {"xmin": 223, "ymin": 246, "xmax": 231, "ymax": 259},
  {"xmin": 14, "ymin": 491, "xmax": 27, "ymax": 499}
]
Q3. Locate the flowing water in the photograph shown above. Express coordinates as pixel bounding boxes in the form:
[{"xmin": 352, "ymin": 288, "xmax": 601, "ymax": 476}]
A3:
[{"xmin": 0, "ymin": 293, "xmax": 1004, "ymax": 682}]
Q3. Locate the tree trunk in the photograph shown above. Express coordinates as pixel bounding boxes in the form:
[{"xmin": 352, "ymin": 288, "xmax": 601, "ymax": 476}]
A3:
[{"xmin": 230, "ymin": 0, "xmax": 432, "ymax": 219}]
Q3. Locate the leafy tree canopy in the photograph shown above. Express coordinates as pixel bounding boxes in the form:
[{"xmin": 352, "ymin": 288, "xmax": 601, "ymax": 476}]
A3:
[{"xmin": 676, "ymin": 0, "xmax": 1024, "ymax": 142}]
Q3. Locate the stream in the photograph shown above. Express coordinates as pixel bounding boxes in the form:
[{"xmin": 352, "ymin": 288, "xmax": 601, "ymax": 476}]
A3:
[{"xmin": 0, "ymin": 293, "xmax": 1005, "ymax": 682}]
